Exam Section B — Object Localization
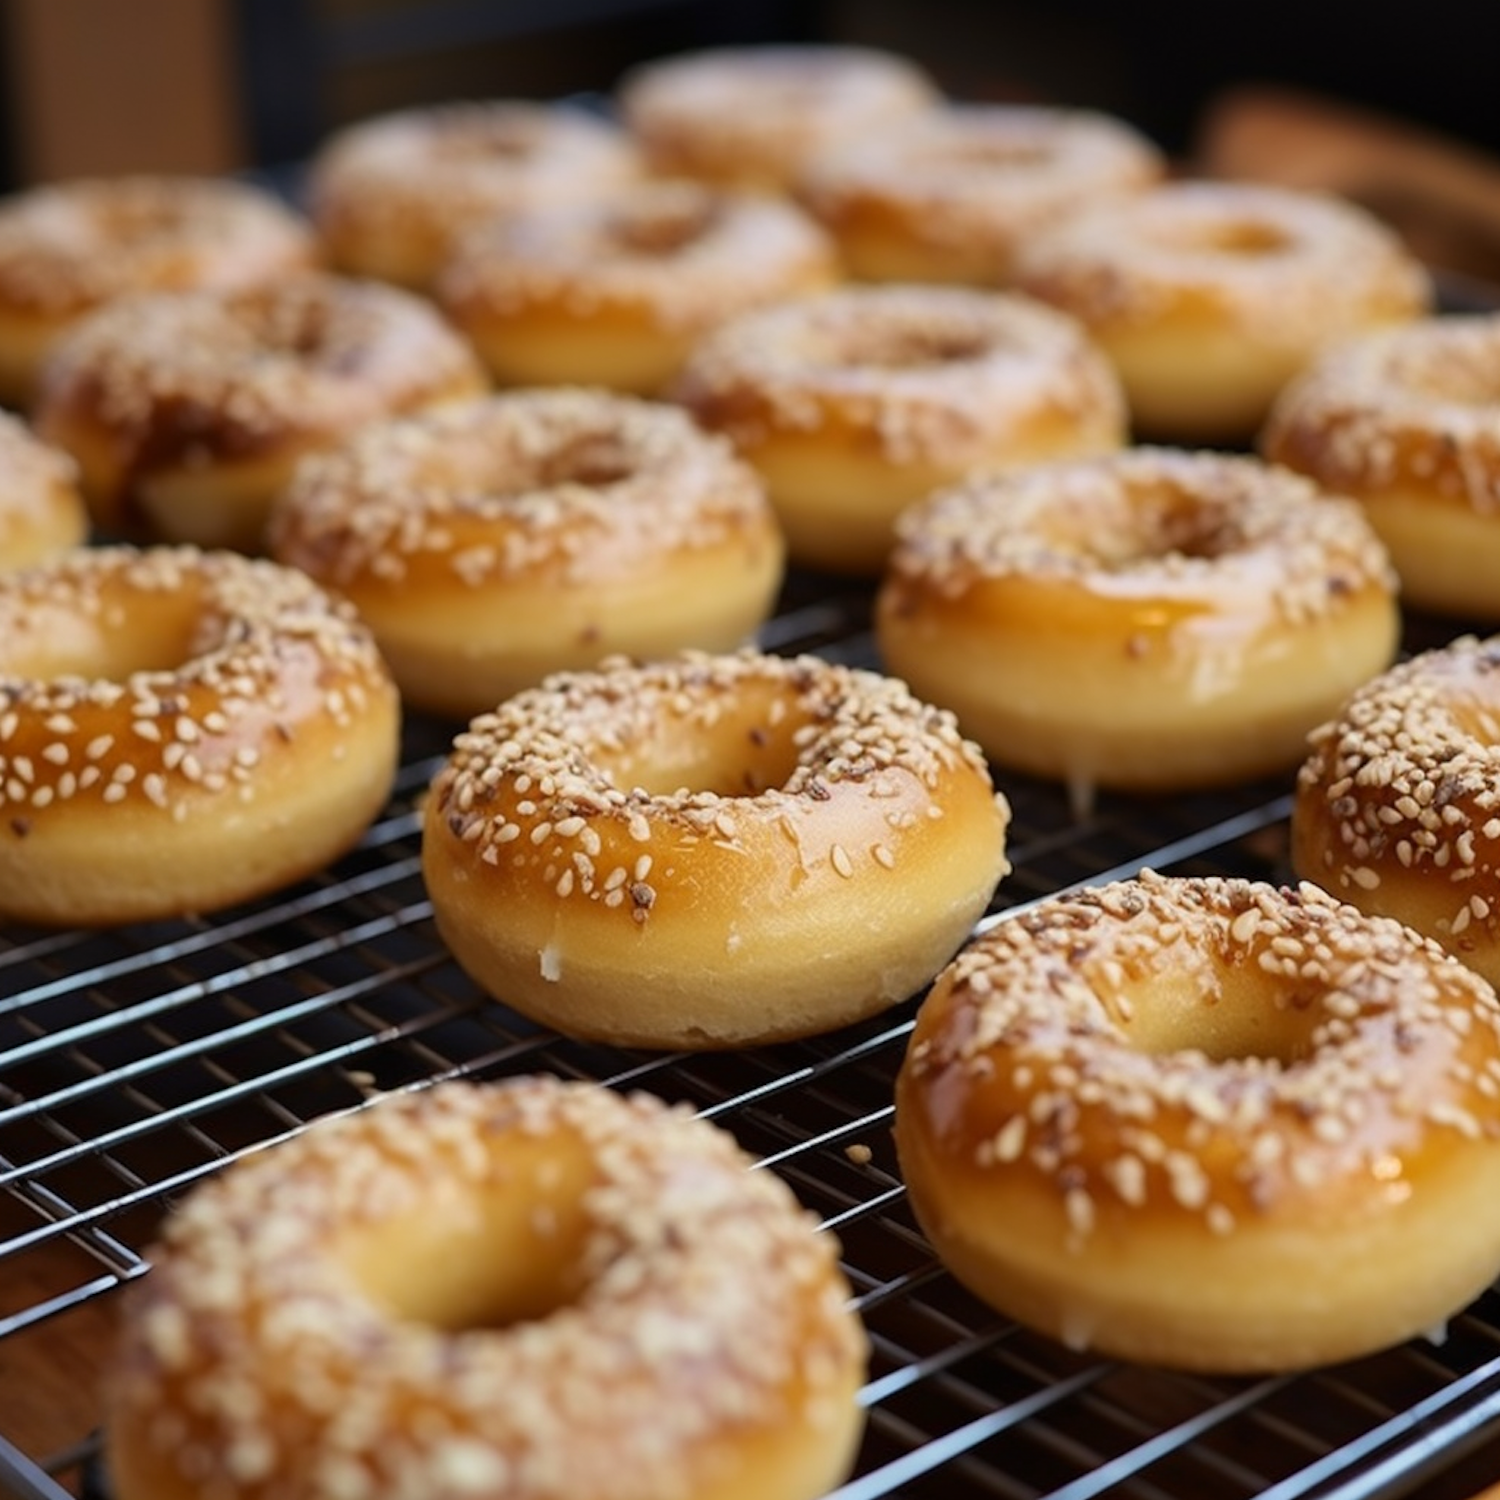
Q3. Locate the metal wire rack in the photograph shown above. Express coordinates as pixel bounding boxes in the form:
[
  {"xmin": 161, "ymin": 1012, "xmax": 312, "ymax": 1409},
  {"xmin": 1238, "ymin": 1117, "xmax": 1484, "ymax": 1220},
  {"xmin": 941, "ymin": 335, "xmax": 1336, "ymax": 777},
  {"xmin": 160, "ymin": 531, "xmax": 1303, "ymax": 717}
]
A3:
[{"xmin": 3, "ymin": 558, "xmax": 1500, "ymax": 1500}]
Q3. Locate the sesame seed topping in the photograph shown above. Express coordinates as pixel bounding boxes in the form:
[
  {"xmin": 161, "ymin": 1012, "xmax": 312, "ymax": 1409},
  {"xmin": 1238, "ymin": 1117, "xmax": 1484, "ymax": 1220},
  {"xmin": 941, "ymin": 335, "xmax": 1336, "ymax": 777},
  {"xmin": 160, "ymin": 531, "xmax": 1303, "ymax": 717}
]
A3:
[
  {"xmin": 105, "ymin": 1076, "xmax": 867, "ymax": 1500},
  {"xmin": 268, "ymin": 388, "xmax": 776, "ymax": 592},
  {"xmin": 1294, "ymin": 634, "xmax": 1500, "ymax": 961},
  {"xmin": 904, "ymin": 870, "xmax": 1500, "ymax": 1245},
  {"xmin": 427, "ymin": 647, "xmax": 1005, "ymax": 933},
  {"xmin": 670, "ymin": 282, "xmax": 1125, "ymax": 469},
  {"xmin": 886, "ymin": 446, "xmax": 1396, "ymax": 625}
]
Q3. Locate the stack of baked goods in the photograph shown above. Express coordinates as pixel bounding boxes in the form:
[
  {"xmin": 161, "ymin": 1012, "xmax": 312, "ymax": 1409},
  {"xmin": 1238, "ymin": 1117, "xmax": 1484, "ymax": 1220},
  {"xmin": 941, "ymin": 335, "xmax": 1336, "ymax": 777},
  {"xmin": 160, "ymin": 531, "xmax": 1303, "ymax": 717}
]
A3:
[{"xmin": 4, "ymin": 33, "xmax": 1500, "ymax": 1500}]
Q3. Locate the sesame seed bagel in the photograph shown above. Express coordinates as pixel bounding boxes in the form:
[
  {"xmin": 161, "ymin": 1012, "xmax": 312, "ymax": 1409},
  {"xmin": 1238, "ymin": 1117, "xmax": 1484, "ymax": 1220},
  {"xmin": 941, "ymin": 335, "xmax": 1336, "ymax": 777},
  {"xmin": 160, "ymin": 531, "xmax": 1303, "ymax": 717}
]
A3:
[
  {"xmin": 0, "ymin": 411, "xmax": 87, "ymax": 568},
  {"xmin": 796, "ymin": 103, "xmax": 1165, "ymax": 286},
  {"xmin": 103, "ymin": 1075, "xmax": 869, "ymax": 1500},
  {"xmin": 268, "ymin": 390, "xmax": 786, "ymax": 719},
  {"xmin": 307, "ymin": 100, "xmax": 643, "ymax": 291},
  {"xmin": 875, "ymin": 448, "xmax": 1400, "ymax": 807},
  {"xmin": 422, "ymin": 650, "xmax": 1012, "ymax": 1049},
  {"xmin": 670, "ymin": 284, "xmax": 1127, "ymax": 575},
  {"xmin": 616, "ymin": 42, "xmax": 941, "ymax": 195},
  {"xmin": 1292, "ymin": 634, "xmax": 1500, "ymax": 988},
  {"xmin": 436, "ymin": 179, "xmax": 840, "ymax": 394},
  {"xmin": 1262, "ymin": 313, "xmax": 1500, "ymax": 619},
  {"xmin": 32, "ymin": 272, "xmax": 487, "ymax": 553},
  {"xmin": 0, "ymin": 544, "xmax": 400, "ymax": 926},
  {"xmin": 0, "ymin": 174, "xmax": 317, "ymax": 409},
  {"xmin": 1012, "ymin": 180, "xmax": 1432, "ymax": 444},
  {"xmin": 894, "ymin": 871, "xmax": 1500, "ymax": 1373}
]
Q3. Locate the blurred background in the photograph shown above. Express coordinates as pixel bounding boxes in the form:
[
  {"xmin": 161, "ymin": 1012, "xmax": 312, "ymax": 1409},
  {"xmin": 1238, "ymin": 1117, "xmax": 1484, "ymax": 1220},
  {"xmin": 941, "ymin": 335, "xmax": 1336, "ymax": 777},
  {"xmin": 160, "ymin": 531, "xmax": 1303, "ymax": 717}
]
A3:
[
  {"xmin": 4, "ymin": 0, "xmax": 1500, "ymax": 184},
  {"xmin": 5, "ymin": 0, "xmax": 1500, "ymax": 285}
]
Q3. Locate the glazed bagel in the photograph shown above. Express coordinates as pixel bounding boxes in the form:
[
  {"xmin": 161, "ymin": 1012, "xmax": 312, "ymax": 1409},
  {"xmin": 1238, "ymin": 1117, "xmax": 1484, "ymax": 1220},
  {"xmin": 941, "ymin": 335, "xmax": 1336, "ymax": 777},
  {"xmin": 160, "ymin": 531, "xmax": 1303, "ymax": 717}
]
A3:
[
  {"xmin": 616, "ymin": 42, "xmax": 941, "ymax": 194},
  {"xmin": 670, "ymin": 283, "xmax": 1127, "ymax": 574},
  {"xmin": 436, "ymin": 179, "xmax": 840, "ymax": 393},
  {"xmin": 1013, "ymin": 179, "xmax": 1432, "ymax": 443},
  {"xmin": 895, "ymin": 871, "xmax": 1500, "ymax": 1373},
  {"xmin": 0, "ymin": 174, "xmax": 317, "ymax": 409},
  {"xmin": 1292, "ymin": 633, "xmax": 1500, "ymax": 988},
  {"xmin": 104, "ymin": 1075, "xmax": 869, "ymax": 1500},
  {"xmin": 33, "ymin": 272, "xmax": 487, "ymax": 553},
  {"xmin": 307, "ymin": 99, "xmax": 643, "ymax": 290},
  {"xmin": 875, "ymin": 447, "xmax": 1400, "ymax": 807},
  {"xmin": 796, "ymin": 103, "xmax": 1165, "ymax": 286},
  {"xmin": 1262, "ymin": 312, "xmax": 1500, "ymax": 619},
  {"xmin": 0, "ymin": 410, "xmax": 87, "ymax": 568},
  {"xmin": 0, "ymin": 544, "xmax": 400, "ymax": 926},
  {"xmin": 422, "ymin": 650, "xmax": 1012, "ymax": 1049},
  {"xmin": 268, "ymin": 389, "xmax": 786, "ymax": 719}
]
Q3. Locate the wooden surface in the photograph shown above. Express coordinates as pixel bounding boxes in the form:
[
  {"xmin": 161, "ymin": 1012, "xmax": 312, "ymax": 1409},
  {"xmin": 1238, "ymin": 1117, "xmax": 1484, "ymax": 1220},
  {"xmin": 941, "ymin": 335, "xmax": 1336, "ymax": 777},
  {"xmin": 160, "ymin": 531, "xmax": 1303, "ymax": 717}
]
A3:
[{"xmin": 2, "ymin": 0, "xmax": 246, "ymax": 185}]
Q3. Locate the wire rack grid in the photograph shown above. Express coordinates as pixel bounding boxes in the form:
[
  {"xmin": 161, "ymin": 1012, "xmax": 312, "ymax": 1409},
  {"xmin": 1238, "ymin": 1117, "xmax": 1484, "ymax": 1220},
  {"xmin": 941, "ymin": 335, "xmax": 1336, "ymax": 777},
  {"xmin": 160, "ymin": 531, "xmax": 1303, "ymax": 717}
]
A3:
[{"xmin": 3, "ymin": 562, "xmax": 1500, "ymax": 1500}]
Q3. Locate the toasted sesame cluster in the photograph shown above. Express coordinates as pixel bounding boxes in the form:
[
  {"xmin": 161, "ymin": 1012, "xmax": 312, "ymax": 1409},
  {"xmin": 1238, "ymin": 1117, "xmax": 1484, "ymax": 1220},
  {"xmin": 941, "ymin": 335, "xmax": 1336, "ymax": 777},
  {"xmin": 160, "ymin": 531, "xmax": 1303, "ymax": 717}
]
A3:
[
  {"xmin": 269, "ymin": 390, "xmax": 786, "ymax": 717},
  {"xmin": 435, "ymin": 178, "xmax": 839, "ymax": 391},
  {"xmin": 617, "ymin": 42, "xmax": 941, "ymax": 193},
  {"xmin": 1262, "ymin": 312, "xmax": 1500, "ymax": 618},
  {"xmin": 104, "ymin": 1076, "xmax": 869, "ymax": 1500},
  {"xmin": 272, "ymin": 389, "xmax": 773, "ymax": 590},
  {"xmin": 671, "ymin": 282, "xmax": 1127, "ymax": 573},
  {"xmin": 0, "ymin": 175, "xmax": 315, "ymax": 316},
  {"xmin": 423, "ymin": 649, "xmax": 1011, "ymax": 1048},
  {"xmin": 432, "ymin": 649, "xmax": 996, "ymax": 920},
  {"xmin": 307, "ymin": 100, "xmax": 644, "ymax": 289},
  {"xmin": 1012, "ymin": 179, "xmax": 1432, "ymax": 442},
  {"xmin": 1293, "ymin": 634, "xmax": 1500, "ymax": 983},
  {"xmin": 0, "ymin": 174, "xmax": 317, "ymax": 406},
  {"xmin": 0, "ymin": 544, "xmax": 400, "ymax": 925},
  {"xmin": 673, "ymin": 283, "xmax": 1124, "ymax": 468},
  {"xmin": 796, "ymin": 102, "xmax": 1165, "ymax": 284},
  {"xmin": 876, "ymin": 446, "xmax": 1400, "ymax": 800},
  {"xmin": 32, "ymin": 271, "xmax": 487, "ymax": 551},
  {"xmin": 896, "ymin": 871, "xmax": 1500, "ymax": 1371}
]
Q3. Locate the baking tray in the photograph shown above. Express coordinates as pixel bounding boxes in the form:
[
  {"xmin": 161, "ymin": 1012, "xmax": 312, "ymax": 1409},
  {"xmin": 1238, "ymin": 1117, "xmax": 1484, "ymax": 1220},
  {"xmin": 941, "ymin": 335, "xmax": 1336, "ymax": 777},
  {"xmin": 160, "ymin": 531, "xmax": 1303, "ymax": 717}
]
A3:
[{"xmin": 4, "ymin": 539, "xmax": 1500, "ymax": 1500}]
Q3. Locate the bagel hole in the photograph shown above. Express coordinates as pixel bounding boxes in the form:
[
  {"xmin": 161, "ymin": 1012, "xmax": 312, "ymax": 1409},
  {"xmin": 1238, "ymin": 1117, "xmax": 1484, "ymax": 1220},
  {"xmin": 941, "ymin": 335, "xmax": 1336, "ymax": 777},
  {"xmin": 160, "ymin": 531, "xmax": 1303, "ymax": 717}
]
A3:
[
  {"xmin": 607, "ymin": 193, "xmax": 718, "ymax": 254},
  {"xmin": 1169, "ymin": 216, "xmax": 1294, "ymax": 257},
  {"xmin": 935, "ymin": 137, "xmax": 1055, "ymax": 171},
  {"xmin": 1119, "ymin": 967, "xmax": 1322, "ymax": 1066},
  {"xmin": 437, "ymin": 119, "xmax": 541, "ymax": 163},
  {"xmin": 488, "ymin": 434, "xmax": 637, "ymax": 495},
  {"xmin": 341, "ymin": 1137, "xmax": 595, "ymax": 1333},
  {"xmin": 1065, "ymin": 484, "xmax": 1242, "ymax": 568},
  {"xmin": 830, "ymin": 325, "xmax": 991, "ymax": 369},
  {"xmin": 0, "ymin": 591, "xmax": 208, "ymax": 682},
  {"xmin": 600, "ymin": 683, "xmax": 810, "ymax": 796}
]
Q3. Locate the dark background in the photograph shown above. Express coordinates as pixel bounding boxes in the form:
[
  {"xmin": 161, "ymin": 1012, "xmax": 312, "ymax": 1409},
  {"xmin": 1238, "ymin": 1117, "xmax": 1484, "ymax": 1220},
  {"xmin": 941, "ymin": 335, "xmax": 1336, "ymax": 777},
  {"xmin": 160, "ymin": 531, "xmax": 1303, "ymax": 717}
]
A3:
[{"xmin": 3, "ymin": 1, "xmax": 1498, "ymax": 192}]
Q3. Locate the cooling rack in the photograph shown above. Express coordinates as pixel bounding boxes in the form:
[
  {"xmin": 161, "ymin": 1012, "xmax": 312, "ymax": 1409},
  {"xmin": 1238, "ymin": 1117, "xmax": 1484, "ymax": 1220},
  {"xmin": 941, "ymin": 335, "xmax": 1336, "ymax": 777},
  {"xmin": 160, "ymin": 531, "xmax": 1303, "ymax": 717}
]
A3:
[{"xmin": 3, "ymin": 554, "xmax": 1500, "ymax": 1500}]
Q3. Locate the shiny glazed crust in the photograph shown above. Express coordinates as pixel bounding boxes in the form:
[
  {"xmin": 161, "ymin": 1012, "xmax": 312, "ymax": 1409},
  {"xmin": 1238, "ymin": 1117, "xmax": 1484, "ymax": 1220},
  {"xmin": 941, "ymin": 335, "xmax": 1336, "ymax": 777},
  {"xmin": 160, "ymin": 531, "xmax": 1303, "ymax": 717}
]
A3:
[
  {"xmin": 895, "ymin": 871, "xmax": 1500, "ymax": 1372},
  {"xmin": 875, "ymin": 447, "xmax": 1399, "ymax": 806},
  {"xmin": 1262, "ymin": 313, "xmax": 1500, "ymax": 619},
  {"xmin": 307, "ymin": 100, "xmax": 643, "ymax": 289},
  {"xmin": 421, "ymin": 650, "xmax": 1012, "ymax": 1048},
  {"xmin": 0, "ymin": 545, "xmax": 401, "ymax": 925},
  {"xmin": 617, "ymin": 42, "xmax": 941, "ymax": 193},
  {"xmin": 670, "ymin": 284, "xmax": 1127, "ymax": 574},
  {"xmin": 0, "ymin": 411, "xmax": 88, "ymax": 568},
  {"xmin": 436, "ymin": 180, "xmax": 840, "ymax": 393},
  {"xmin": 268, "ymin": 390, "xmax": 787, "ymax": 718},
  {"xmin": 796, "ymin": 103, "xmax": 1165, "ymax": 285},
  {"xmin": 0, "ymin": 174, "xmax": 317, "ymax": 408},
  {"xmin": 32, "ymin": 272, "xmax": 487, "ymax": 552},
  {"xmin": 104, "ymin": 1076, "xmax": 869, "ymax": 1500},
  {"xmin": 1013, "ymin": 180, "xmax": 1432, "ymax": 443},
  {"xmin": 1292, "ymin": 634, "xmax": 1500, "ymax": 986}
]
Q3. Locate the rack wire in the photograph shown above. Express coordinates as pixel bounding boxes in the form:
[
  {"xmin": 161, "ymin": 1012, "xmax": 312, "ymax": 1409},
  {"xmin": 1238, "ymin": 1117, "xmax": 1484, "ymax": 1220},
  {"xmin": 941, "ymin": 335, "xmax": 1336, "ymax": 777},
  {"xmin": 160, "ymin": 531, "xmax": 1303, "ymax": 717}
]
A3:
[{"xmin": 3, "ymin": 560, "xmax": 1500, "ymax": 1500}]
